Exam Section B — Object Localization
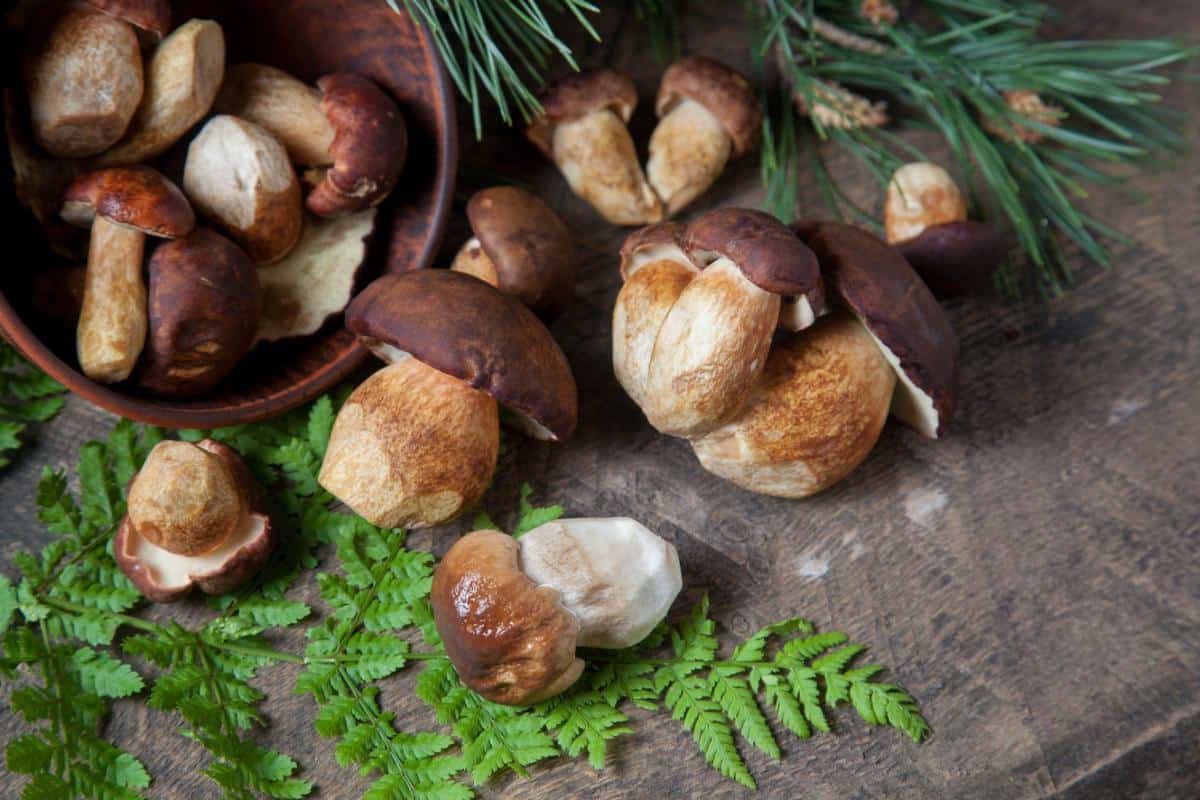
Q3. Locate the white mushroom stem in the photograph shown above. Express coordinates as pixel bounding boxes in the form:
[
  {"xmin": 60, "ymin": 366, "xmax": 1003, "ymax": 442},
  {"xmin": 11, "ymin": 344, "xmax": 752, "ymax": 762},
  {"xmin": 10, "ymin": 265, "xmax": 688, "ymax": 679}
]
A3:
[
  {"xmin": 552, "ymin": 109, "xmax": 663, "ymax": 226},
  {"xmin": 647, "ymin": 98, "xmax": 732, "ymax": 218},
  {"xmin": 449, "ymin": 237, "xmax": 500, "ymax": 287},
  {"xmin": 519, "ymin": 518, "xmax": 682, "ymax": 649},
  {"xmin": 77, "ymin": 218, "xmax": 147, "ymax": 382},
  {"xmin": 214, "ymin": 64, "xmax": 335, "ymax": 166}
]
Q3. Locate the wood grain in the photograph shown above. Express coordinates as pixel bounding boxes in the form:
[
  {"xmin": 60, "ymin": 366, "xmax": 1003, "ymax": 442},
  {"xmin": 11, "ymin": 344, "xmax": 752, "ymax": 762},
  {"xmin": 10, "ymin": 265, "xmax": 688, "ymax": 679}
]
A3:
[{"xmin": 2, "ymin": 1, "xmax": 1198, "ymax": 798}]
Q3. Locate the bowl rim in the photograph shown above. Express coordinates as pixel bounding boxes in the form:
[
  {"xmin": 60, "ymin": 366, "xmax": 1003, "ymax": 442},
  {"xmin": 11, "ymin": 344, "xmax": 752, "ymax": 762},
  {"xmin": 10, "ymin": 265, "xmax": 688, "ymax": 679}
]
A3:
[{"xmin": 0, "ymin": 8, "xmax": 459, "ymax": 430}]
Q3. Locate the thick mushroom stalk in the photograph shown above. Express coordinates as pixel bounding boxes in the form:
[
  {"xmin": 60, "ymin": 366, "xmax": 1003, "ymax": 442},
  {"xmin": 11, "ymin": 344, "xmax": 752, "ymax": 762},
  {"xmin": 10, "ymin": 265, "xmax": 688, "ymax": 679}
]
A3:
[
  {"xmin": 115, "ymin": 440, "xmax": 274, "ymax": 603},
  {"xmin": 61, "ymin": 167, "xmax": 195, "ymax": 383},
  {"xmin": 527, "ymin": 70, "xmax": 662, "ymax": 226},
  {"xmin": 884, "ymin": 162, "xmax": 1007, "ymax": 295},
  {"xmin": 214, "ymin": 63, "xmax": 337, "ymax": 167},
  {"xmin": 647, "ymin": 57, "xmax": 762, "ymax": 218},
  {"xmin": 432, "ymin": 518, "xmax": 681, "ymax": 705}
]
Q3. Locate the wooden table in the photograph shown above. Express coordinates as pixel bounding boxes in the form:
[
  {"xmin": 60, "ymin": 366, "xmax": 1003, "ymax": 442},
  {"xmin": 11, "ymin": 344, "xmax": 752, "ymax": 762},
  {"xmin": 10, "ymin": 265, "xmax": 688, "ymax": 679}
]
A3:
[{"xmin": 3, "ymin": 2, "xmax": 1198, "ymax": 798}]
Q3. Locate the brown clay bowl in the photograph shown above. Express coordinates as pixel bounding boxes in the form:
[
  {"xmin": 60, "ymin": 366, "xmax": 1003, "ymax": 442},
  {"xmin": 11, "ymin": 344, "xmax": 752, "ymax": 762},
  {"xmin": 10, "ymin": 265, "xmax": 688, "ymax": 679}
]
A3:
[{"xmin": 0, "ymin": 0, "xmax": 456, "ymax": 428}]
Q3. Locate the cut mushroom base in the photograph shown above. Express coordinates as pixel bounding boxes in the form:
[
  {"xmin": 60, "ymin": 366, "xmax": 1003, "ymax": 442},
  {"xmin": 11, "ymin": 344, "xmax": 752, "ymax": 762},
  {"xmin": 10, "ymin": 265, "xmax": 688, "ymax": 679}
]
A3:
[{"xmin": 433, "ymin": 518, "xmax": 682, "ymax": 705}]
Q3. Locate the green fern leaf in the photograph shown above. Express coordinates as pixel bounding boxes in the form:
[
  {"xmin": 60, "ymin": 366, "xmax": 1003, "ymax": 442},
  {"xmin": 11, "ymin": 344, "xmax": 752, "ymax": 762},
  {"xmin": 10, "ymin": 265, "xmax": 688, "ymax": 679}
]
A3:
[
  {"xmin": 656, "ymin": 666, "xmax": 756, "ymax": 789},
  {"xmin": 708, "ymin": 666, "xmax": 780, "ymax": 759},
  {"xmin": 69, "ymin": 648, "xmax": 144, "ymax": 698},
  {"xmin": 512, "ymin": 483, "xmax": 564, "ymax": 537},
  {"xmin": 778, "ymin": 631, "xmax": 848, "ymax": 664},
  {"xmin": 542, "ymin": 690, "xmax": 632, "ymax": 769},
  {"xmin": 731, "ymin": 617, "xmax": 813, "ymax": 663}
]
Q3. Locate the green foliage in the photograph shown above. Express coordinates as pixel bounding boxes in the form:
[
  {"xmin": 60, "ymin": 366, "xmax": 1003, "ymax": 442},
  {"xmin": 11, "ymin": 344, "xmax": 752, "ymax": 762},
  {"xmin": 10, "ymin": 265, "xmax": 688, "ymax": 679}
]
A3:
[
  {"xmin": 754, "ymin": 0, "xmax": 1197, "ymax": 295},
  {"xmin": 0, "ymin": 343, "xmax": 67, "ymax": 469}
]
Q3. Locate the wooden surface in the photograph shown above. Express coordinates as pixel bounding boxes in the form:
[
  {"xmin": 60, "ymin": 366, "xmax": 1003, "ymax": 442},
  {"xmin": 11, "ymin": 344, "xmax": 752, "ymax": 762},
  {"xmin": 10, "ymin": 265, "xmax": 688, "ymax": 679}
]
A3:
[{"xmin": 3, "ymin": 2, "xmax": 1200, "ymax": 798}]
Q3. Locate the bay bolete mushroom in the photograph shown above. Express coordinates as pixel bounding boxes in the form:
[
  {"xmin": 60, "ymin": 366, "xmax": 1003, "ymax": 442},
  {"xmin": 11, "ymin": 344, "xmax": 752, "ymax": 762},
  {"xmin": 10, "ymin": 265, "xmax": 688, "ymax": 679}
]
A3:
[
  {"xmin": 795, "ymin": 220, "xmax": 960, "ymax": 438},
  {"xmin": 138, "ymin": 229, "xmax": 262, "ymax": 398},
  {"xmin": 23, "ymin": 6, "xmax": 144, "ymax": 158},
  {"xmin": 613, "ymin": 209, "xmax": 823, "ymax": 438},
  {"xmin": 648, "ymin": 57, "xmax": 762, "ymax": 217},
  {"xmin": 318, "ymin": 270, "xmax": 578, "ymax": 529},
  {"xmin": 526, "ymin": 69, "xmax": 662, "ymax": 226},
  {"xmin": 303, "ymin": 73, "xmax": 408, "ymax": 217},
  {"xmin": 432, "ymin": 518, "xmax": 681, "ymax": 705},
  {"xmin": 691, "ymin": 313, "xmax": 896, "ymax": 498},
  {"xmin": 95, "ymin": 19, "xmax": 226, "ymax": 167},
  {"xmin": 449, "ymin": 187, "xmax": 574, "ymax": 321},
  {"xmin": 884, "ymin": 162, "xmax": 1007, "ymax": 295},
  {"xmin": 61, "ymin": 166, "xmax": 195, "ymax": 383},
  {"xmin": 115, "ymin": 439, "xmax": 273, "ymax": 603},
  {"xmin": 183, "ymin": 115, "xmax": 303, "ymax": 264}
]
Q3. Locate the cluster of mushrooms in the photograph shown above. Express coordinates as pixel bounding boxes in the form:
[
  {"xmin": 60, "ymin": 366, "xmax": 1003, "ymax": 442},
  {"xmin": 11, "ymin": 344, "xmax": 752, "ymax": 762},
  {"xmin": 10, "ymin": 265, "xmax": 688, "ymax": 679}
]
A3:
[{"xmin": 12, "ymin": 0, "xmax": 407, "ymax": 395}]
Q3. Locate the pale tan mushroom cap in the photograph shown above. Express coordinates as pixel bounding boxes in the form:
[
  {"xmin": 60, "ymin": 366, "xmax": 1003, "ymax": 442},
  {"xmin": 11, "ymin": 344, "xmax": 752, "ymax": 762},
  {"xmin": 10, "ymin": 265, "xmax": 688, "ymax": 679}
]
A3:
[
  {"xmin": 885, "ymin": 162, "xmax": 967, "ymax": 244},
  {"xmin": 692, "ymin": 313, "xmax": 896, "ymax": 498}
]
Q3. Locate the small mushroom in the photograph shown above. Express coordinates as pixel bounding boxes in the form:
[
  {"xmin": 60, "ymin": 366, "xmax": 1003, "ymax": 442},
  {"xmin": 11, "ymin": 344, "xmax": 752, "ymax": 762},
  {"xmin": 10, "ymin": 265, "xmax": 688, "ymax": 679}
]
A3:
[
  {"xmin": 61, "ymin": 166, "xmax": 195, "ymax": 383},
  {"xmin": 183, "ymin": 115, "xmax": 303, "ymax": 264},
  {"xmin": 432, "ymin": 518, "xmax": 681, "ymax": 705},
  {"xmin": 84, "ymin": 0, "xmax": 171, "ymax": 44},
  {"xmin": 795, "ymin": 220, "xmax": 960, "ymax": 438},
  {"xmin": 319, "ymin": 270, "xmax": 577, "ymax": 528},
  {"xmin": 255, "ymin": 210, "xmax": 377, "ymax": 344},
  {"xmin": 449, "ymin": 187, "xmax": 574, "ymax": 321},
  {"xmin": 114, "ymin": 439, "xmax": 274, "ymax": 603},
  {"xmin": 526, "ymin": 70, "xmax": 662, "ymax": 226},
  {"xmin": 23, "ymin": 6, "xmax": 144, "ymax": 158},
  {"xmin": 647, "ymin": 57, "xmax": 762, "ymax": 217},
  {"xmin": 138, "ymin": 229, "xmax": 262, "ymax": 398},
  {"xmin": 884, "ymin": 162, "xmax": 1007, "ymax": 295},
  {"xmin": 94, "ymin": 19, "xmax": 226, "ymax": 167},
  {"xmin": 213, "ymin": 63, "xmax": 337, "ymax": 167},
  {"xmin": 691, "ymin": 313, "xmax": 896, "ymax": 498},
  {"xmin": 304, "ymin": 74, "xmax": 407, "ymax": 218}
]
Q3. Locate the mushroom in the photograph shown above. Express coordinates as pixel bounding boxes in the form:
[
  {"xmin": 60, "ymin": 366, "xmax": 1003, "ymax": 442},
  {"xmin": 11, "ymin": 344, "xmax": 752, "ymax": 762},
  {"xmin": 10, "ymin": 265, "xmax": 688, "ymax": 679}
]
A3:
[
  {"xmin": 254, "ymin": 210, "xmax": 377, "ymax": 344},
  {"xmin": 449, "ymin": 187, "xmax": 574, "ymax": 321},
  {"xmin": 23, "ymin": 6, "xmax": 144, "ymax": 158},
  {"xmin": 691, "ymin": 313, "xmax": 896, "ymax": 498},
  {"xmin": 61, "ymin": 166, "xmax": 195, "ymax": 383},
  {"xmin": 795, "ymin": 220, "xmax": 960, "ymax": 438},
  {"xmin": 616, "ymin": 209, "xmax": 823, "ymax": 438},
  {"xmin": 138, "ymin": 229, "xmax": 262, "ymax": 398},
  {"xmin": 647, "ymin": 57, "xmax": 762, "ymax": 217},
  {"xmin": 83, "ymin": 0, "xmax": 171, "ymax": 43},
  {"xmin": 3, "ymin": 88, "xmax": 80, "ymax": 225},
  {"xmin": 432, "ymin": 517, "xmax": 681, "ymax": 705},
  {"xmin": 94, "ymin": 19, "xmax": 226, "ymax": 167},
  {"xmin": 114, "ymin": 439, "xmax": 274, "ymax": 603},
  {"xmin": 303, "ymin": 74, "xmax": 407, "ymax": 218},
  {"xmin": 884, "ymin": 162, "xmax": 1007, "ymax": 295},
  {"xmin": 183, "ymin": 115, "xmax": 303, "ymax": 264},
  {"xmin": 319, "ymin": 270, "xmax": 577, "ymax": 528},
  {"xmin": 213, "ymin": 63, "xmax": 337, "ymax": 167},
  {"xmin": 526, "ymin": 70, "xmax": 662, "ymax": 226}
]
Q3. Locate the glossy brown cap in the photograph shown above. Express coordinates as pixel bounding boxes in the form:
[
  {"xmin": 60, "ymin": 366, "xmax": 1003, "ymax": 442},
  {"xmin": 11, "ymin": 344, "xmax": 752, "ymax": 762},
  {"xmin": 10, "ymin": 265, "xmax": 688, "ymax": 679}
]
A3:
[
  {"xmin": 466, "ymin": 187, "xmax": 574, "ymax": 320},
  {"xmin": 431, "ymin": 529, "xmax": 583, "ymax": 705},
  {"xmin": 346, "ymin": 270, "xmax": 578, "ymax": 441},
  {"xmin": 306, "ymin": 74, "xmax": 408, "ymax": 217},
  {"xmin": 114, "ymin": 440, "xmax": 274, "ymax": 603},
  {"xmin": 84, "ymin": 0, "xmax": 171, "ymax": 38},
  {"xmin": 795, "ymin": 221, "xmax": 959, "ymax": 438},
  {"xmin": 61, "ymin": 166, "xmax": 195, "ymax": 238},
  {"xmin": 895, "ymin": 220, "xmax": 1008, "ymax": 297},
  {"xmin": 526, "ymin": 69, "xmax": 638, "ymax": 158},
  {"xmin": 684, "ymin": 207, "xmax": 824, "ymax": 314},
  {"xmin": 138, "ymin": 229, "xmax": 262, "ymax": 398},
  {"xmin": 656, "ymin": 57, "xmax": 762, "ymax": 157},
  {"xmin": 619, "ymin": 221, "xmax": 692, "ymax": 281}
]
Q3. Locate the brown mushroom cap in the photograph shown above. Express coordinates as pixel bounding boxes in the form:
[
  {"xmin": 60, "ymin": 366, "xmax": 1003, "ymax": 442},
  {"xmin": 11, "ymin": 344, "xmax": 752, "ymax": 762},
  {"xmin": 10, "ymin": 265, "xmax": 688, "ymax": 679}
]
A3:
[
  {"xmin": 525, "ymin": 69, "xmax": 638, "ymax": 158},
  {"xmin": 61, "ymin": 166, "xmax": 195, "ymax": 238},
  {"xmin": 894, "ymin": 220, "xmax": 1008, "ymax": 297},
  {"xmin": 464, "ymin": 187, "xmax": 574, "ymax": 320},
  {"xmin": 619, "ymin": 221, "xmax": 692, "ymax": 280},
  {"xmin": 431, "ymin": 529, "xmax": 583, "ymax": 706},
  {"xmin": 84, "ymin": 0, "xmax": 171, "ymax": 39},
  {"xmin": 691, "ymin": 313, "xmax": 896, "ymax": 498},
  {"xmin": 655, "ymin": 57, "xmax": 762, "ymax": 157},
  {"xmin": 684, "ymin": 207, "xmax": 824, "ymax": 321},
  {"xmin": 794, "ymin": 221, "xmax": 959, "ymax": 438},
  {"xmin": 114, "ymin": 439, "xmax": 274, "ymax": 603},
  {"xmin": 305, "ymin": 73, "xmax": 407, "ymax": 217},
  {"xmin": 346, "ymin": 270, "xmax": 578, "ymax": 442},
  {"xmin": 138, "ymin": 229, "xmax": 262, "ymax": 398}
]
